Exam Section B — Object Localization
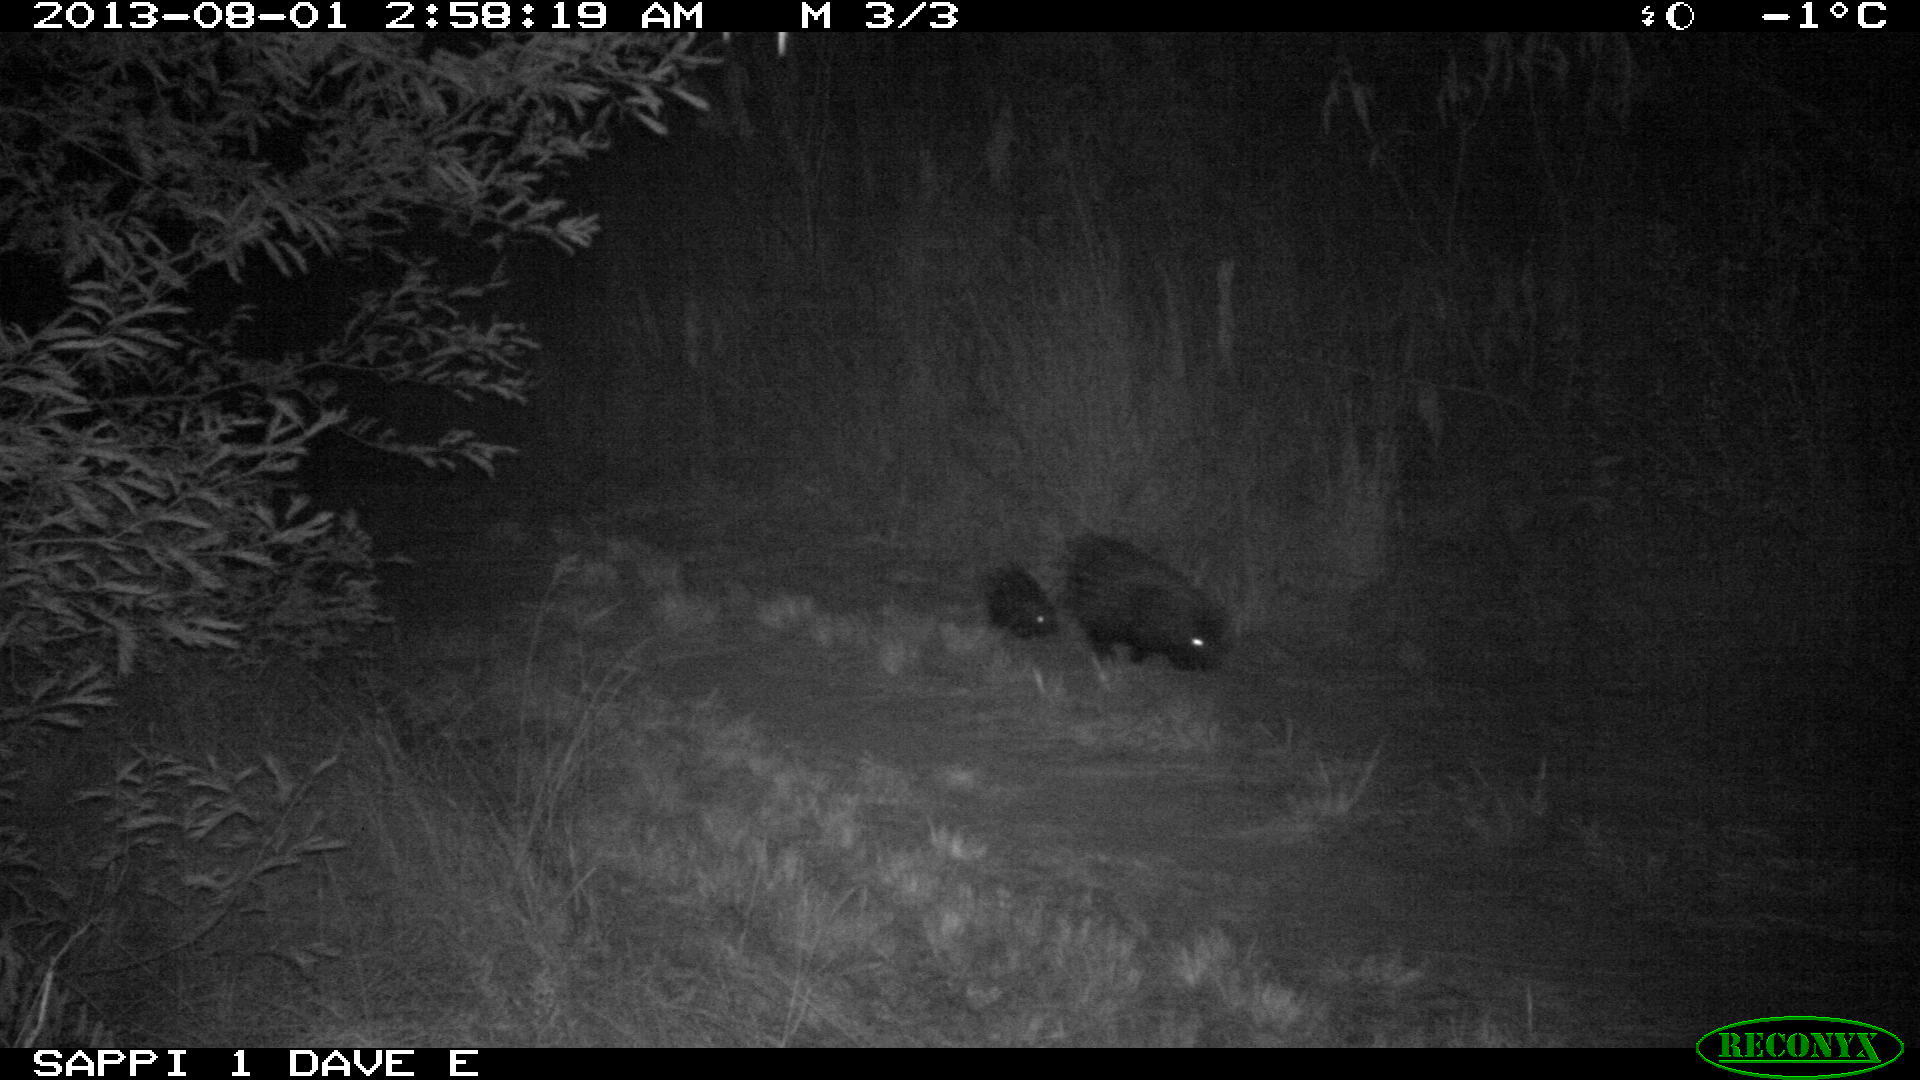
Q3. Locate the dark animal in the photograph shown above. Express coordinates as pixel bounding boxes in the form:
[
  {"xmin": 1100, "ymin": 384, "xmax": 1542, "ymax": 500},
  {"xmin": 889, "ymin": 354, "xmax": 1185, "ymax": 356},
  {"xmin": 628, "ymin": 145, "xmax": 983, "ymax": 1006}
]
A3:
[
  {"xmin": 1060, "ymin": 534, "xmax": 1226, "ymax": 671},
  {"xmin": 984, "ymin": 565, "xmax": 1059, "ymax": 639}
]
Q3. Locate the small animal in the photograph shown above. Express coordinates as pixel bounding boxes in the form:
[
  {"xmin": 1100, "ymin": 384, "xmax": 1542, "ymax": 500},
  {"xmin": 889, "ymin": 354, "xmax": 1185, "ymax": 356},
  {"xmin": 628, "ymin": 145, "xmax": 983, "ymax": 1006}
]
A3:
[
  {"xmin": 984, "ymin": 564, "xmax": 1059, "ymax": 639},
  {"xmin": 1060, "ymin": 534, "xmax": 1226, "ymax": 671}
]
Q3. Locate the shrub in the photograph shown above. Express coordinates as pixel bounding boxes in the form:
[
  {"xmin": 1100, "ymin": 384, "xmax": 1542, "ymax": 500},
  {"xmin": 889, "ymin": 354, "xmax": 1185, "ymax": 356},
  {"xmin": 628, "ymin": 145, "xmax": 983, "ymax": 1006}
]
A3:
[{"xmin": 0, "ymin": 35, "xmax": 710, "ymax": 729}]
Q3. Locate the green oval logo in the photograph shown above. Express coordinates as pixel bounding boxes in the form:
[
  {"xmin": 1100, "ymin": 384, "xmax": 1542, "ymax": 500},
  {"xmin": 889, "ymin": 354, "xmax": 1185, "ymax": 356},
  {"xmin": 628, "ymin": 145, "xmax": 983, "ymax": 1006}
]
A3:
[{"xmin": 1697, "ymin": 1016, "xmax": 1904, "ymax": 1079}]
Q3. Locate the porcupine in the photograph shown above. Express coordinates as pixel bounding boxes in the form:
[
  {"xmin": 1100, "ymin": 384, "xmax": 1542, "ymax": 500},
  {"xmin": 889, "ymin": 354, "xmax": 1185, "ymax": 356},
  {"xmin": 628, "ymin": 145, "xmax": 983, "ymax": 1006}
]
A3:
[
  {"xmin": 1060, "ymin": 534, "xmax": 1226, "ymax": 671},
  {"xmin": 983, "ymin": 564, "xmax": 1059, "ymax": 639}
]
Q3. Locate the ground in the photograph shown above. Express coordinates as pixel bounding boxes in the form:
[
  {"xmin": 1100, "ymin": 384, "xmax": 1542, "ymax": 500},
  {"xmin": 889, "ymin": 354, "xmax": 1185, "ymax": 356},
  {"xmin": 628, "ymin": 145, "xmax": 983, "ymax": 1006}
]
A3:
[
  {"xmin": 390, "ymin": 480, "xmax": 1910, "ymax": 1046},
  {"xmin": 30, "ymin": 478, "xmax": 1903, "ymax": 1047}
]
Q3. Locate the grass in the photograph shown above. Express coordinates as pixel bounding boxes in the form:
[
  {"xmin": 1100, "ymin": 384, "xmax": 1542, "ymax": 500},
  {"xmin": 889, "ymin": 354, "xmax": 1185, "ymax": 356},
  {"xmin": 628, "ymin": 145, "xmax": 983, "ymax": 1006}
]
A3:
[{"xmin": 3, "ymin": 542, "xmax": 1884, "ymax": 1047}]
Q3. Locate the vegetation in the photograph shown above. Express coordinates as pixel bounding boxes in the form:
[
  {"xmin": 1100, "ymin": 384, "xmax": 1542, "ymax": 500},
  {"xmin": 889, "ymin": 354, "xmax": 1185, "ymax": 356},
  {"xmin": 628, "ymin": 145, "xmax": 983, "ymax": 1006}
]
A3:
[
  {"xmin": 0, "ymin": 33, "xmax": 710, "ymax": 1044},
  {"xmin": 3, "ymin": 34, "xmax": 1905, "ymax": 1046},
  {"xmin": 1, "ymin": 34, "xmax": 707, "ymax": 727}
]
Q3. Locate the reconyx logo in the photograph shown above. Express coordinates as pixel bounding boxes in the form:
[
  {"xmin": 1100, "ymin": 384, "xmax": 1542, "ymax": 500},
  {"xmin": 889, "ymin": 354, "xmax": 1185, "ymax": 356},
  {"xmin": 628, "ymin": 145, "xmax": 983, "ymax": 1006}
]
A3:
[{"xmin": 1697, "ymin": 1016, "xmax": 1903, "ymax": 1079}]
